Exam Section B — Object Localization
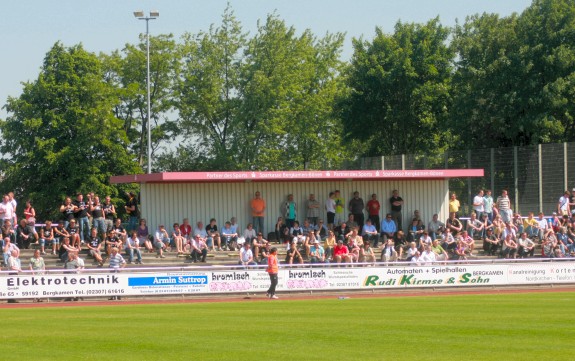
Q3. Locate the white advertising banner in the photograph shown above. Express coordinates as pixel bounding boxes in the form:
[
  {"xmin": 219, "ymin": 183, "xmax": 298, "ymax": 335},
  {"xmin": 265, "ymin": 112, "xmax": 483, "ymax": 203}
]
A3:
[{"xmin": 2, "ymin": 262, "xmax": 575, "ymax": 300}]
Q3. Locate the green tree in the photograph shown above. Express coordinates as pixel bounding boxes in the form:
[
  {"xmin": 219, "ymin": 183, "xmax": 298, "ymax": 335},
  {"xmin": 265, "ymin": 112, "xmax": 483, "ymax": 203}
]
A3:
[
  {"xmin": 239, "ymin": 15, "xmax": 348, "ymax": 170},
  {"xmin": 0, "ymin": 42, "xmax": 141, "ymax": 220},
  {"xmin": 451, "ymin": 0, "xmax": 575, "ymax": 148},
  {"xmin": 340, "ymin": 18, "xmax": 453, "ymax": 157},
  {"xmin": 102, "ymin": 34, "xmax": 179, "ymax": 171}
]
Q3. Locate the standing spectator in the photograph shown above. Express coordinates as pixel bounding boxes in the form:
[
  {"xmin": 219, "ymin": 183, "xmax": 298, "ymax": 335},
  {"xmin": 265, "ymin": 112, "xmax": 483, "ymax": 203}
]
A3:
[
  {"xmin": 305, "ymin": 193, "xmax": 321, "ymax": 226},
  {"xmin": 60, "ymin": 197, "xmax": 75, "ymax": 228},
  {"xmin": 558, "ymin": 191, "xmax": 571, "ymax": 216},
  {"xmin": 73, "ymin": 193, "xmax": 90, "ymax": 243},
  {"xmin": 496, "ymin": 189, "xmax": 513, "ymax": 223},
  {"xmin": 250, "ymin": 191, "xmax": 266, "ymax": 235},
  {"xmin": 325, "ymin": 192, "xmax": 336, "ymax": 230},
  {"xmin": 389, "ymin": 190, "xmax": 404, "ymax": 231},
  {"xmin": 125, "ymin": 192, "xmax": 139, "ymax": 232},
  {"xmin": 484, "ymin": 190, "xmax": 494, "ymax": 221},
  {"xmin": 8, "ymin": 192, "xmax": 18, "ymax": 228},
  {"xmin": 102, "ymin": 196, "xmax": 116, "ymax": 233},
  {"xmin": 366, "ymin": 194, "xmax": 381, "ymax": 232},
  {"xmin": 333, "ymin": 190, "xmax": 345, "ymax": 226},
  {"xmin": 90, "ymin": 196, "xmax": 106, "ymax": 241},
  {"xmin": 348, "ymin": 191, "xmax": 365, "ymax": 230},
  {"xmin": 281, "ymin": 194, "xmax": 297, "ymax": 228},
  {"xmin": 449, "ymin": 193, "xmax": 460, "ymax": 216},
  {"xmin": 23, "ymin": 200, "xmax": 36, "ymax": 222},
  {"xmin": 108, "ymin": 247, "xmax": 126, "ymax": 300},
  {"xmin": 472, "ymin": 190, "xmax": 485, "ymax": 219},
  {"xmin": 266, "ymin": 248, "xmax": 279, "ymax": 299},
  {"xmin": 0, "ymin": 194, "xmax": 15, "ymax": 226}
]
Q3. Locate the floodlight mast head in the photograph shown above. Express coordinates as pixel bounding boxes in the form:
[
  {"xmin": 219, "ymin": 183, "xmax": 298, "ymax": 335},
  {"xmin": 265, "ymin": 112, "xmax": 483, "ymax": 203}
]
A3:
[
  {"xmin": 133, "ymin": 10, "xmax": 159, "ymax": 19},
  {"xmin": 150, "ymin": 10, "xmax": 160, "ymax": 18},
  {"xmin": 133, "ymin": 11, "xmax": 144, "ymax": 18}
]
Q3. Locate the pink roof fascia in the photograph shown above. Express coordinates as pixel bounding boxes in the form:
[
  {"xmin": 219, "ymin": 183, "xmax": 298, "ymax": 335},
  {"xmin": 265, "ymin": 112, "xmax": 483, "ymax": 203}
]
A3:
[{"xmin": 110, "ymin": 169, "xmax": 484, "ymax": 184}]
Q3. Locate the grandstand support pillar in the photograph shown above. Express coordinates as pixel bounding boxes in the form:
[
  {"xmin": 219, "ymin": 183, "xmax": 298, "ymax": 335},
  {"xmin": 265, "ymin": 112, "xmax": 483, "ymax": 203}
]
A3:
[
  {"xmin": 538, "ymin": 144, "xmax": 543, "ymax": 212},
  {"xmin": 401, "ymin": 154, "xmax": 405, "ymax": 170},
  {"xmin": 381, "ymin": 156, "xmax": 385, "ymax": 170},
  {"xmin": 564, "ymin": 142, "xmax": 568, "ymax": 191},
  {"xmin": 514, "ymin": 146, "xmax": 519, "ymax": 212}
]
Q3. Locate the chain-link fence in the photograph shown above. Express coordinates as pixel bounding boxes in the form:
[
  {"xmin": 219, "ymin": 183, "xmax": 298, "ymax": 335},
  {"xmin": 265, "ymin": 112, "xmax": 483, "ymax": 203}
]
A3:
[{"xmin": 344, "ymin": 142, "xmax": 575, "ymax": 215}]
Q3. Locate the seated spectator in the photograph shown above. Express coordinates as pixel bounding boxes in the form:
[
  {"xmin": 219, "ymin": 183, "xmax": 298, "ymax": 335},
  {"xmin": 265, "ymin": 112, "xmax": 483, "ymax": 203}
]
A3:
[
  {"xmin": 258, "ymin": 242, "xmax": 271, "ymax": 265},
  {"xmin": 3, "ymin": 237, "xmax": 19, "ymax": 266},
  {"xmin": 483, "ymin": 228, "xmax": 500, "ymax": 256},
  {"xmin": 362, "ymin": 219, "xmax": 379, "ymax": 247},
  {"xmin": 427, "ymin": 214, "xmax": 445, "ymax": 240},
  {"xmin": 304, "ymin": 230, "xmax": 318, "ymax": 258},
  {"xmin": 446, "ymin": 212, "xmax": 463, "ymax": 235},
  {"xmin": 439, "ymin": 228, "xmax": 456, "ymax": 254},
  {"xmin": 301, "ymin": 219, "xmax": 315, "ymax": 236},
  {"xmin": 16, "ymin": 218, "xmax": 36, "ymax": 249},
  {"xmin": 333, "ymin": 239, "xmax": 350, "ymax": 263},
  {"xmin": 431, "ymin": 239, "xmax": 448, "ymax": 262},
  {"xmin": 289, "ymin": 221, "xmax": 305, "ymax": 247},
  {"xmin": 394, "ymin": 230, "xmax": 408, "ymax": 258},
  {"xmin": 58, "ymin": 237, "xmax": 77, "ymax": 263},
  {"xmin": 66, "ymin": 219, "xmax": 81, "ymax": 248},
  {"xmin": 154, "ymin": 225, "xmax": 169, "ymax": 258},
  {"xmin": 346, "ymin": 214, "xmax": 358, "ymax": 230},
  {"xmin": 252, "ymin": 232, "xmax": 268, "ymax": 262},
  {"xmin": 65, "ymin": 251, "xmax": 85, "ymax": 272},
  {"xmin": 557, "ymin": 227, "xmax": 573, "ymax": 254},
  {"xmin": 522, "ymin": 212, "xmax": 538, "ymax": 239},
  {"xmin": 29, "ymin": 249, "xmax": 46, "ymax": 277},
  {"xmin": 2, "ymin": 220, "xmax": 15, "ymax": 244},
  {"xmin": 460, "ymin": 231, "xmax": 475, "ymax": 255},
  {"xmin": 466, "ymin": 212, "xmax": 484, "ymax": 239},
  {"xmin": 275, "ymin": 217, "xmax": 290, "ymax": 244},
  {"xmin": 512, "ymin": 213, "xmax": 524, "ymax": 235},
  {"xmin": 180, "ymin": 218, "xmax": 192, "ymax": 240},
  {"xmin": 517, "ymin": 232, "xmax": 535, "ymax": 258},
  {"xmin": 381, "ymin": 238, "xmax": 398, "ymax": 263},
  {"xmin": 502, "ymin": 233, "xmax": 518, "ymax": 259},
  {"xmin": 407, "ymin": 218, "xmax": 425, "ymax": 243},
  {"xmin": 346, "ymin": 228, "xmax": 363, "ymax": 262},
  {"xmin": 104, "ymin": 230, "xmax": 122, "ymax": 256},
  {"xmin": 454, "ymin": 239, "xmax": 468, "ymax": 261},
  {"xmin": 380, "ymin": 213, "xmax": 397, "ymax": 245},
  {"xmin": 112, "ymin": 218, "xmax": 127, "ymax": 244},
  {"xmin": 309, "ymin": 240, "xmax": 325, "ymax": 264},
  {"xmin": 38, "ymin": 220, "xmax": 54, "ymax": 255},
  {"xmin": 137, "ymin": 219, "xmax": 153, "ymax": 253},
  {"xmin": 285, "ymin": 240, "xmax": 304, "ymax": 264},
  {"xmin": 125, "ymin": 230, "xmax": 143, "ymax": 265},
  {"xmin": 480, "ymin": 213, "xmax": 493, "ymax": 239},
  {"xmin": 193, "ymin": 221, "xmax": 209, "ymax": 249},
  {"xmin": 172, "ymin": 223, "xmax": 185, "ymax": 255},
  {"xmin": 206, "ymin": 218, "xmax": 221, "ymax": 251},
  {"xmin": 190, "ymin": 234, "xmax": 208, "ymax": 263},
  {"xmin": 86, "ymin": 227, "xmax": 104, "ymax": 267},
  {"xmin": 419, "ymin": 244, "xmax": 437, "ymax": 265},
  {"xmin": 324, "ymin": 230, "xmax": 336, "ymax": 261},
  {"xmin": 315, "ymin": 219, "xmax": 328, "ymax": 240},
  {"xmin": 243, "ymin": 223, "xmax": 257, "ymax": 245},
  {"xmin": 359, "ymin": 241, "xmax": 376, "ymax": 264},
  {"xmin": 405, "ymin": 242, "xmax": 418, "ymax": 262},
  {"xmin": 108, "ymin": 247, "xmax": 126, "ymax": 271},
  {"xmin": 53, "ymin": 221, "xmax": 69, "ymax": 255},
  {"xmin": 334, "ymin": 222, "xmax": 350, "ymax": 243},
  {"xmin": 418, "ymin": 231, "xmax": 432, "ymax": 250},
  {"xmin": 221, "ymin": 221, "xmax": 238, "ymax": 251}
]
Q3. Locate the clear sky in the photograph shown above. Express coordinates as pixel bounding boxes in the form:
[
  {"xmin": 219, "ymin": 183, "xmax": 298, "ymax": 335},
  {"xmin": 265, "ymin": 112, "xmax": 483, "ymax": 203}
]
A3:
[{"xmin": 1, "ymin": 0, "xmax": 533, "ymax": 119}]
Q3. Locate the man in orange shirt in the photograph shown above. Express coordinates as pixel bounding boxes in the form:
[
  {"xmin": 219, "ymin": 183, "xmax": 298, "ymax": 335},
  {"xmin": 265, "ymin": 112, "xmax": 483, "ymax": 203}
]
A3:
[
  {"xmin": 266, "ymin": 247, "xmax": 279, "ymax": 299},
  {"xmin": 251, "ymin": 191, "xmax": 266, "ymax": 235}
]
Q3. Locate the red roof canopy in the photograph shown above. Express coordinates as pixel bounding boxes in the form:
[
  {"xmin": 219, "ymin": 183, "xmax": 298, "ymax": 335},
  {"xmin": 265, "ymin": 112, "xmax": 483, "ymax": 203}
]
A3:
[{"xmin": 110, "ymin": 169, "xmax": 484, "ymax": 184}]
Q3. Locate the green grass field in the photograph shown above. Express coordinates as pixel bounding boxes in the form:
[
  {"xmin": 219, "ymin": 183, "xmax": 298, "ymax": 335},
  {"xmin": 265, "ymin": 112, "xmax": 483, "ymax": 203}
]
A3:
[{"xmin": 2, "ymin": 292, "xmax": 574, "ymax": 360}]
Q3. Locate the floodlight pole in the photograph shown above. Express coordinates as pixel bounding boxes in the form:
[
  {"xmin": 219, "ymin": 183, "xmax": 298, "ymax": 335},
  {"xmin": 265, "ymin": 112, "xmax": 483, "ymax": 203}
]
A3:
[{"xmin": 134, "ymin": 11, "xmax": 159, "ymax": 174}]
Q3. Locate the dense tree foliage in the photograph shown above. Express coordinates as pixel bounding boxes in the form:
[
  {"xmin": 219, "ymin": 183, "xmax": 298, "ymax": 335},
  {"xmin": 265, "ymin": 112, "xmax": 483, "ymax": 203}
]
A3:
[
  {"xmin": 340, "ymin": 18, "xmax": 453, "ymax": 156},
  {"xmin": 0, "ymin": 43, "xmax": 141, "ymax": 219}
]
